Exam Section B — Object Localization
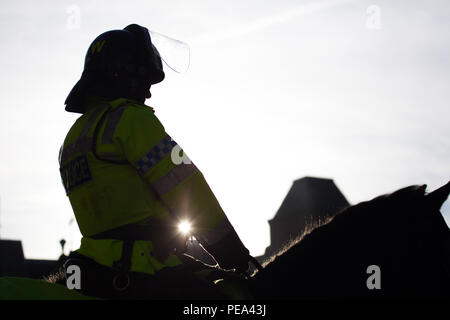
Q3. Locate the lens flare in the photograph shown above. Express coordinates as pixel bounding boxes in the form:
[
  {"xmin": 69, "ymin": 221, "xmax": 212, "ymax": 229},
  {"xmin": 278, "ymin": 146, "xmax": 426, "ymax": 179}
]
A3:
[{"xmin": 178, "ymin": 220, "xmax": 191, "ymax": 235}]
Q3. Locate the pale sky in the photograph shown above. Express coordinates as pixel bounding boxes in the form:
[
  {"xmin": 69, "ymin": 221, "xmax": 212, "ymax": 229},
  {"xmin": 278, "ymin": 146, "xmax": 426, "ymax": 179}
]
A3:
[{"xmin": 0, "ymin": 0, "xmax": 449, "ymax": 259}]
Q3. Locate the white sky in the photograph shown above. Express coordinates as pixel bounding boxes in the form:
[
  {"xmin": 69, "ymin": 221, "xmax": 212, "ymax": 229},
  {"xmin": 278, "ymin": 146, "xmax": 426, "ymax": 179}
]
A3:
[{"xmin": 0, "ymin": 0, "xmax": 449, "ymax": 259}]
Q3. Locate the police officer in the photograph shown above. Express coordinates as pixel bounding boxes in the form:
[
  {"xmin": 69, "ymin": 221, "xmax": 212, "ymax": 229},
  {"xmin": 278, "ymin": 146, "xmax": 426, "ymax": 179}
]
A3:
[{"xmin": 59, "ymin": 24, "xmax": 250, "ymax": 299}]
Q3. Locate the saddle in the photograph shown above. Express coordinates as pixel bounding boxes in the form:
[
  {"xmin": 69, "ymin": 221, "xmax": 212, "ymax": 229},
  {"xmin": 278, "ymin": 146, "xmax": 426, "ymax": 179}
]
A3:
[{"xmin": 63, "ymin": 252, "xmax": 250, "ymax": 299}]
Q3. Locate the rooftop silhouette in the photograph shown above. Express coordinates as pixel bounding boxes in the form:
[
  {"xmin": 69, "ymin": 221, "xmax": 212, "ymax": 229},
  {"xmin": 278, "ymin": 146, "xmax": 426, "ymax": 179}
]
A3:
[{"xmin": 259, "ymin": 176, "xmax": 350, "ymax": 261}]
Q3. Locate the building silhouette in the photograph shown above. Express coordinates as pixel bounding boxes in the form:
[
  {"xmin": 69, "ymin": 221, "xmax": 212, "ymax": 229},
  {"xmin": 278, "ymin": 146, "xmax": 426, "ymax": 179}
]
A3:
[
  {"xmin": 258, "ymin": 176, "xmax": 350, "ymax": 262},
  {"xmin": 0, "ymin": 239, "xmax": 66, "ymax": 279}
]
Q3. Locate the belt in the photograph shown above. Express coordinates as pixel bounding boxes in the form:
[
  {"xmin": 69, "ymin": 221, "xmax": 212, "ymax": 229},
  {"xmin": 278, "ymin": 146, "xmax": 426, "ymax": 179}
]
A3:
[{"xmin": 89, "ymin": 219, "xmax": 187, "ymax": 275}]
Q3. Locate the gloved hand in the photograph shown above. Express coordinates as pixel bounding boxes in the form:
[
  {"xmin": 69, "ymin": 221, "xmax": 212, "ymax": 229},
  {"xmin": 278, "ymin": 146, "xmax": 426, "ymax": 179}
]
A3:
[{"xmin": 203, "ymin": 230, "xmax": 250, "ymax": 274}]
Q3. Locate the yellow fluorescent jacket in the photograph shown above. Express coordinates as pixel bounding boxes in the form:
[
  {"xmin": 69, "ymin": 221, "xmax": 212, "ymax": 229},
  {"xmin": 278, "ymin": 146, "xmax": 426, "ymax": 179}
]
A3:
[{"xmin": 58, "ymin": 98, "xmax": 234, "ymax": 273}]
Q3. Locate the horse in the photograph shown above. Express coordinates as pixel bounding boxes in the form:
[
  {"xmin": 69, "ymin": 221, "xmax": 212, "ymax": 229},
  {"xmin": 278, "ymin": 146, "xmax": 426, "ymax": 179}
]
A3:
[
  {"xmin": 1, "ymin": 181, "xmax": 449, "ymax": 299},
  {"xmin": 248, "ymin": 181, "xmax": 450, "ymax": 299}
]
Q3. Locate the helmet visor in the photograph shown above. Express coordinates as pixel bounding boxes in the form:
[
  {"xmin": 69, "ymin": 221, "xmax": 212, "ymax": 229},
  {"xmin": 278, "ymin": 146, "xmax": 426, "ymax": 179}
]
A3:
[{"xmin": 149, "ymin": 30, "xmax": 190, "ymax": 74}]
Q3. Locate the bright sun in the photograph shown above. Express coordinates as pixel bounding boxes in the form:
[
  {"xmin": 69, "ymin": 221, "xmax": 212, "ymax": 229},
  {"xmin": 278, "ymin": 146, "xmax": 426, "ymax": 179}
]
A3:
[{"xmin": 178, "ymin": 220, "xmax": 191, "ymax": 235}]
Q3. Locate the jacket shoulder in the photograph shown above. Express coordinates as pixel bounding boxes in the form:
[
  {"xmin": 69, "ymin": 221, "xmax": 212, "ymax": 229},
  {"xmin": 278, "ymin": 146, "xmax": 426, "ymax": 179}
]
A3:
[
  {"xmin": 115, "ymin": 101, "xmax": 165, "ymax": 136},
  {"xmin": 118, "ymin": 101, "xmax": 156, "ymax": 118}
]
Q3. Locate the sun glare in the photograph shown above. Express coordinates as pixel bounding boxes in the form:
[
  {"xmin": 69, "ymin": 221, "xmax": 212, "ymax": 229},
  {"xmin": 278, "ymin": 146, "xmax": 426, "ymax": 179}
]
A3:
[{"xmin": 178, "ymin": 220, "xmax": 191, "ymax": 235}]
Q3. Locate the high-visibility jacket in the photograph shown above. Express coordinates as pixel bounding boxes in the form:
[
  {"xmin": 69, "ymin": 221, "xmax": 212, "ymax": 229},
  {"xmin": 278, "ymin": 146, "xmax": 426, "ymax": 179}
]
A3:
[{"xmin": 59, "ymin": 97, "xmax": 248, "ymax": 275}]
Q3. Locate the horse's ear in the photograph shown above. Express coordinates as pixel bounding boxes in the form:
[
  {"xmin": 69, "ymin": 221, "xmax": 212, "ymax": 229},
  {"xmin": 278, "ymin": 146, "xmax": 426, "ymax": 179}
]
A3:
[
  {"xmin": 426, "ymin": 181, "xmax": 450, "ymax": 211},
  {"xmin": 418, "ymin": 184, "xmax": 427, "ymax": 194}
]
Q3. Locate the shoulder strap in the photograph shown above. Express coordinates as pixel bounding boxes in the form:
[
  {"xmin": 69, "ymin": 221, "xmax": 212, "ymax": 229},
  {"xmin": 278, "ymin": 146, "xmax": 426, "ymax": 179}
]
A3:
[{"xmin": 91, "ymin": 103, "xmax": 129, "ymax": 164}]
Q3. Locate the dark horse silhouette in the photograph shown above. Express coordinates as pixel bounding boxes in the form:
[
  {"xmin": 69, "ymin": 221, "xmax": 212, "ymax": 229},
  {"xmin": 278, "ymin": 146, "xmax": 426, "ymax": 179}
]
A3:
[
  {"xmin": 1, "ymin": 182, "xmax": 449, "ymax": 299},
  {"xmin": 248, "ymin": 182, "xmax": 450, "ymax": 299}
]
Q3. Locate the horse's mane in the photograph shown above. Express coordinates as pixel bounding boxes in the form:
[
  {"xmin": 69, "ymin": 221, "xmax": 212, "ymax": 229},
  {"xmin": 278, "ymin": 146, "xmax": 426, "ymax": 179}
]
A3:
[{"xmin": 258, "ymin": 216, "xmax": 334, "ymax": 270}]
